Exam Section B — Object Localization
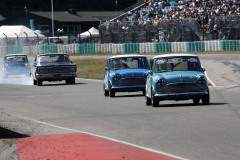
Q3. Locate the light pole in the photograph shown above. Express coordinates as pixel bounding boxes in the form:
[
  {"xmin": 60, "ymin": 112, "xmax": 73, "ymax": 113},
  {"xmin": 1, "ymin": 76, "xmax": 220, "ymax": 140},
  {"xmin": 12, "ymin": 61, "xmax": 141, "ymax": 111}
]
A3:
[
  {"xmin": 51, "ymin": 0, "xmax": 54, "ymax": 37},
  {"xmin": 115, "ymin": 0, "xmax": 118, "ymax": 11}
]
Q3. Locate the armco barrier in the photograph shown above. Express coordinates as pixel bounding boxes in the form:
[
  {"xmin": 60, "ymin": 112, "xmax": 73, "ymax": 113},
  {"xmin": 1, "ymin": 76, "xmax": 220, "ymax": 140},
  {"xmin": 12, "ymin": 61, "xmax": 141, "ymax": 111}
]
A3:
[
  {"xmin": 6, "ymin": 46, "xmax": 22, "ymax": 54},
  {"xmin": 222, "ymin": 40, "xmax": 240, "ymax": 51},
  {"xmin": 124, "ymin": 43, "xmax": 140, "ymax": 53},
  {"xmin": 204, "ymin": 40, "xmax": 221, "ymax": 52},
  {"xmin": 155, "ymin": 42, "xmax": 172, "ymax": 53},
  {"xmin": 140, "ymin": 43, "xmax": 156, "ymax": 53},
  {"xmin": 0, "ymin": 40, "xmax": 239, "ymax": 56},
  {"xmin": 41, "ymin": 45, "xmax": 58, "ymax": 54},
  {"xmin": 171, "ymin": 42, "xmax": 187, "ymax": 53},
  {"xmin": 78, "ymin": 43, "xmax": 95, "ymax": 54},
  {"xmin": 187, "ymin": 41, "xmax": 205, "ymax": 52}
]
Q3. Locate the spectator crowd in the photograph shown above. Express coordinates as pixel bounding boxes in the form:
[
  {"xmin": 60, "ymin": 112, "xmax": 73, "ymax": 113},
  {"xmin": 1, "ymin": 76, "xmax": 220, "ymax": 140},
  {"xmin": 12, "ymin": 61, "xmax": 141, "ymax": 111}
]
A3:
[
  {"xmin": 121, "ymin": 0, "xmax": 240, "ymax": 23},
  {"xmin": 112, "ymin": 0, "xmax": 240, "ymax": 41}
]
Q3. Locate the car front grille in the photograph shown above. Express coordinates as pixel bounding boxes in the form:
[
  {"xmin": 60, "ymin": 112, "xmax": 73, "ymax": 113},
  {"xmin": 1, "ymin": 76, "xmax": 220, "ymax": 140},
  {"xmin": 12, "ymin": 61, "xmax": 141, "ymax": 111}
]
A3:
[
  {"xmin": 118, "ymin": 78, "xmax": 146, "ymax": 86},
  {"xmin": 164, "ymin": 83, "xmax": 200, "ymax": 93},
  {"xmin": 41, "ymin": 66, "xmax": 72, "ymax": 73}
]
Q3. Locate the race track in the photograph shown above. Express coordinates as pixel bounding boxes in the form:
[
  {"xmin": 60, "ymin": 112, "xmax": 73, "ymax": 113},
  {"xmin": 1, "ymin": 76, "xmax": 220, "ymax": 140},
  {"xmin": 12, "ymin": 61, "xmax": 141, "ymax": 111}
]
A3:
[{"xmin": 0, "ymin": 54, "xmax": 240, "ymax": 160}]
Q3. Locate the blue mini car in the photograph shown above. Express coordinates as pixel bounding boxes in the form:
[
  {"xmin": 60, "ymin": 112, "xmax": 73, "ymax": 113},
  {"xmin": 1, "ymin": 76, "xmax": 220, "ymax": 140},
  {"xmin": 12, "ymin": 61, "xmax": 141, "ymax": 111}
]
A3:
[
  {"xmin": 104, "ymin": 55, "xmax": 150, "ymax": 97},
  {"xmin": 3, "ymin": 54, "xmax": 31, "ymax": 78},
  {"xmin": 145, "ymin": 54, "xmax": 209, "ymax": 107}
]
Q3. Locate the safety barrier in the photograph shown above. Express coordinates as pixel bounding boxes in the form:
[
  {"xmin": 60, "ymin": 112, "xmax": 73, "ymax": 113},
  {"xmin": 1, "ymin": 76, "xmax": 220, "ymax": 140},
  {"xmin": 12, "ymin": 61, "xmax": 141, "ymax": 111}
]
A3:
[{"xmin": 0, "ymin": 40, "xmax": 239, "ymax": 56}]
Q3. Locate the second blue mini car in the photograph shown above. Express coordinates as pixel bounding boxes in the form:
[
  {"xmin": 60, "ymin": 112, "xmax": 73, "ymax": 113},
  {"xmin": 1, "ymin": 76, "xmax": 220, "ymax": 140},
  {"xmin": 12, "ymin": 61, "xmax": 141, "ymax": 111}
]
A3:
[
  {"xmin": 104, "ymin": 55, "xmax": 150, "ymax": 97},
  {"xmin": 145, "ymin": 54, "xmax": 210, "ymax": 107}
]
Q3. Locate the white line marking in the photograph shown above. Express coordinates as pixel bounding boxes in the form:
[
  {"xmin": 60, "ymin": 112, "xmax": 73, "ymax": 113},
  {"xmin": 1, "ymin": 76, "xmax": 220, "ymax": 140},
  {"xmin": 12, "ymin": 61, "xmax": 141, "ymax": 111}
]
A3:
[
  {"xmin": 213, "ymin": 85, "xmax": 239, "ymax": 88},
  {"xmin": 15, "ymin": 114, "xmax": 189, "ymax": 160},
  {"xmin": 205, "ymin": 71, "xmax": 216, "ymax": 87},
  {"xmin": 76, "ymin": 78, "xmax": 103, "ymax": 82}
]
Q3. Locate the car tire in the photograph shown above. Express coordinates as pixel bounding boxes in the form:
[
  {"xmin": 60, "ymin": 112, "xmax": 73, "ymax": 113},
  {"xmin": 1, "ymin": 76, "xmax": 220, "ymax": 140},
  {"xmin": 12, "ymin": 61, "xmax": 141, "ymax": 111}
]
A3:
[
  {"xmin": 193, "ymin": 98, "xmax": 200, "ymax": 105},
  {"xmin": 109, "ymin": 83, "xmax": 115, "ymax": 97},
  {"xmin": 71, "ymin": 78, "xmax": 75, "ymax": 84},
  {"xmin": 33, "ymin": 79, "xmax": 37, "ymax": 85},
  {"xmin": 66, "ymin": 78, "xmax": 75, "ymax": 85},
  {"xmin": 103, "ymin": 84, "xmax": 109, "ymax": 97},
  {"xmin": 37, "ymin": 79, "xmax": 42, "ymax": 86},
  {"xmin": 146, "ymin": 96, "xmax": 151, "ymax": 106},
  {"xmin": 202, "ymin": 91, "xmax": 210, "ymax": 105},
  {"xmin": 151, "ymin": 89, "xmax": 158, "ymax": 107}
]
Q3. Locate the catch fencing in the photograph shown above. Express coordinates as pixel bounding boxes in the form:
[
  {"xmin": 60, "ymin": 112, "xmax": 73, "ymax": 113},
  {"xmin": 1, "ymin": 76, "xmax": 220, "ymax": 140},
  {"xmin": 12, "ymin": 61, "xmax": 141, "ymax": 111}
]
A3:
[
  {"xmin": 0, "ymin": 40, "xmax": 239, "ymax": 57},
  {"xmin": 99, "ymin": 16, "xmax": 240, "ymax": 43}
]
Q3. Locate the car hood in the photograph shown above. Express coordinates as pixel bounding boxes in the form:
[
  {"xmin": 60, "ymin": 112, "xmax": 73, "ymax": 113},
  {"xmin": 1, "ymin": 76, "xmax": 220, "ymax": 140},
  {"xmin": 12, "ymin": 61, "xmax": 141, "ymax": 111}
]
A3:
[
  {"xmin": 5, "ymin": 62, "xmax": 29, "ymax": 66},
  {"xmin": 113, "ymin": 68, "xmax": 149, "ymax": 78},
  {"xmin": 156, "ymin": 71, "xmax": 204, "ymax": 83},
  {"xmin": 37, "ymin": 62, "xmax": 75, "ymax": 67}
]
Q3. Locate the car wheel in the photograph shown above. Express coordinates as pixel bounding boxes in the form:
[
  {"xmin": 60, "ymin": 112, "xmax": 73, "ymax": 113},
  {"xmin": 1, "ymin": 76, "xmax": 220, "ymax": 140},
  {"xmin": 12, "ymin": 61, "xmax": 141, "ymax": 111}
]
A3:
[
  {"xmin": 37, "ymin": 79, "xmax": 42, "ymax": 86},
  {"xmin": 146, "ymin": 96, "xmax": 151, "ymax": 106},
  {"xmin": 66, "ymin": 79, "xmax": 71, "ymax": 84},
  {"xmin": 66, "ymin": 78, "xmax": 75, "ymax": 84},
  {"xmin": 103, "ymin": 84, "xmax": 109, "ymax": 97},
  {"xmin": 33, "ymin": 79, "xmax": 37, "ymax": 85},
  {"xmin": 109, "ymin": 83, "xmax": 115, "ymax": 97},
  {"xmin": 71, "ymin": 78, "xmax": 75, "ymax": 84},
  {"xmin": 193, "ymin": 98, "xmax": 200, "ymax": 105},
  {"xmin": 151, "ymin": 89, "xmax": 158, "ymax": 107},
  {"xmin": 202, "ymin": 91, "xmax": 210, "ymax": 105}
]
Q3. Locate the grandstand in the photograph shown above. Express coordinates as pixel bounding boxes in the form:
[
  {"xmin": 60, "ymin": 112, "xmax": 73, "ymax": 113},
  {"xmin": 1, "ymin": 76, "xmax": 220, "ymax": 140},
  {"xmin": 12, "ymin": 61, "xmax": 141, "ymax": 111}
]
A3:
[{"xmin": 99, "ymin": 0, "xmax": 240, "ymax": 43}]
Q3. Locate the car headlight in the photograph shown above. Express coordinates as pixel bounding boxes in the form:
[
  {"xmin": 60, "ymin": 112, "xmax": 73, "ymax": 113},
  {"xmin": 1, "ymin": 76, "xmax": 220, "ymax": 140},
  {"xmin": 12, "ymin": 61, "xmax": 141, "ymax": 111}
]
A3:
[
  {"xmin": 197, "ymin": 76, "xmax": 206, "ymax": 84},
  {"xmin": 113, "ymin": 74, "xmax": 121, "ymax": 80},
  {"xmin": 37, "ymin": 68, "xmax": 43, "ymax": 74},
  {"xmin": 71, "ymin": 67, "xmax": 76, "ymax": 72},
  {"xmin": 157, "ymin": 78, "xmax": 165, "ymax": 86}
]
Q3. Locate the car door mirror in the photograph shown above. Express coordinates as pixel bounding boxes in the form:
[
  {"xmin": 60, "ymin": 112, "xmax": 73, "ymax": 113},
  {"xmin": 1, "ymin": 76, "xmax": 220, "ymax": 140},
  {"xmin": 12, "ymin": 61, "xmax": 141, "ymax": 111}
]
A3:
[
  {"xmin": 202, "ymin": 67, "xmax": 206, "ymax": 73},
  {"xmin": 146, "ymin": 70, "xmax": 152, "ymax": 76}
]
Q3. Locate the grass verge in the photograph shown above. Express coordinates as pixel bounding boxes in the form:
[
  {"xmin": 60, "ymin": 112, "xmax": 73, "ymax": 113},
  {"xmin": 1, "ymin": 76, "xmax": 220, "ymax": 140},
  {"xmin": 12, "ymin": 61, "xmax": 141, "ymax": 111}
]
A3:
[{"xmin": 73, "ymin": 59, "xmax": 106, "ymax": 80}]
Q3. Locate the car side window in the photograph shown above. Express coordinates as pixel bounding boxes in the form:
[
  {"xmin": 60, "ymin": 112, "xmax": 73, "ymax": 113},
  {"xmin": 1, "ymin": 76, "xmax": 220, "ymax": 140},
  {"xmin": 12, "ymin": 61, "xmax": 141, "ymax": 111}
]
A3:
[
  {"xmin": 106, "ymin": 59, "xmax": 110, "ymax": 68},
  {"xmin": 140, "ymin": 58, "xmax": 146, "ymax": 69},
  {"xmin": 150, "ymin": 59, "xmax": 153, "ymax": 71}
]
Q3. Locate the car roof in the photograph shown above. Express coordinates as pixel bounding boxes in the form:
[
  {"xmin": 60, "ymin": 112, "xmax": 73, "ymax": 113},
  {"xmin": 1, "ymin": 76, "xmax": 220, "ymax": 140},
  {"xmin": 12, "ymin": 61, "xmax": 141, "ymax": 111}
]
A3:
[
  {"xmin": 5, "ymin": 54, "xmax": 28, "ymax": 57},
  {"xmin": 38, "ymin": 53, "xmax": 68, "ymax": 56},
  {"xmin": 110, "ymin": 54, "xmax": 146, "ymax": 59},
  {"xmin": 153, "ymin": 53, "xmax": 198, "ymax": 59}
]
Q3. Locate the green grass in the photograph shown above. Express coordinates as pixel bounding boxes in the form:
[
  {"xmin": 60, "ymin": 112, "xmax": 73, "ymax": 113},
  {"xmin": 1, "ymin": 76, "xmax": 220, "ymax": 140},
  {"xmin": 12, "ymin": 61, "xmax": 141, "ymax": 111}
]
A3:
[{"xmin": 73, "ymin": 59, "xmax": 106, "ymax": 80}]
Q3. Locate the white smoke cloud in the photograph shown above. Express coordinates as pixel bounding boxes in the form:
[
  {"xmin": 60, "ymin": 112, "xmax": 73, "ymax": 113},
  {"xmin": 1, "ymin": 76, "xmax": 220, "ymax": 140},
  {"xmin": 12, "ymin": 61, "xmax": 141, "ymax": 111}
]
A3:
[{"xmin": 0, "ymin": 57, "xmax": 33, "ymax": 86}]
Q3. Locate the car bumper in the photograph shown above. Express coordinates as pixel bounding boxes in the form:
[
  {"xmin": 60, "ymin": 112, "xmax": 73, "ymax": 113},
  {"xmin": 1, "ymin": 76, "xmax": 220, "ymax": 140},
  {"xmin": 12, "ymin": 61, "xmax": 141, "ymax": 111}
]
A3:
[
  {"xmin": 154, "ymin": 91, "xmax": 208, "ymax": 100},
  {"xmin": 112, "ymin": 85, "xmax": 145, "ymax": 92},
  {"xmin": 4, "ymin": 70, "xmax": 30, "ymax": 75},
  {"xmin": 36, "ymin": 73, "xmax": 76, "ymax": 80}
]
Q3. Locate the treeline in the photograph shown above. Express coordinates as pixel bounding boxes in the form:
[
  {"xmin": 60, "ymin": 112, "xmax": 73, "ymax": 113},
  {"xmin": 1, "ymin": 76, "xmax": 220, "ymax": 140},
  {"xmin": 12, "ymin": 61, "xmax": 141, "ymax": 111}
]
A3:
[{"xmin": 0, "ymin": 0, "xmax": 139, "ymax": 18}]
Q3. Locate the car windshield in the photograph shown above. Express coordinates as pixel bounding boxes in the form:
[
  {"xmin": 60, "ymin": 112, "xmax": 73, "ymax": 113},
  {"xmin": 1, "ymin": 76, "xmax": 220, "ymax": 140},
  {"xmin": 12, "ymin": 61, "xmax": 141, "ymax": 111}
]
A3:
[
  {"xmin": 155, "ymin": 57, "xmax": 201, "ymax": 73},
  {"xmin": 5, "ymin": 55, "xmax": 28, "ymax": 63},
  {"xmin": 38, "ymin": 54, "xmax": 70, "ymax": 63},
  {"xmin": 111, "ymin": 57, "xmax": 148, "ymax": 70}
]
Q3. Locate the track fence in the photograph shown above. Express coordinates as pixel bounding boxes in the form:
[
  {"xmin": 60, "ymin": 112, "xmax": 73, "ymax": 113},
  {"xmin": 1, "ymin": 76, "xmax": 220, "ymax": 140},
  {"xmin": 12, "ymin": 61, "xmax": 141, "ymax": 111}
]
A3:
[{"xmin": 0, "ymin": 40, "xmax": 239, "ymax": 57}]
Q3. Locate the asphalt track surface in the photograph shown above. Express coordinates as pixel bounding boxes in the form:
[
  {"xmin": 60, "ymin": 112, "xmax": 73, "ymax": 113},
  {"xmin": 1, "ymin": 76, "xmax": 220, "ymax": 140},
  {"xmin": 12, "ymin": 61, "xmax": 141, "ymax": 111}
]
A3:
[{"xmin": 0, "ymin": 54, "xmax": 240, "ymax": 160}]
